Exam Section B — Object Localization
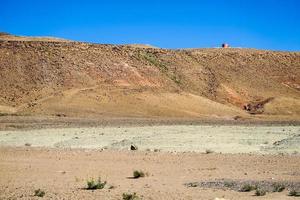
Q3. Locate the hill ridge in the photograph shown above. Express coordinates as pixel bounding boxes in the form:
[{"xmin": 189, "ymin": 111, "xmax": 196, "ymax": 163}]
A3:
[{"xmin": 0, "ymin": 36, "xmax": 299, "ymax": 121}]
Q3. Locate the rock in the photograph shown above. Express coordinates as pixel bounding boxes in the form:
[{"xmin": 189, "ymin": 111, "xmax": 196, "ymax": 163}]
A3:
[
  {"xmin": 24, "ymin": 143, "xmax": 31, "ymax": 147},
  {"xmin": 130, "ymin": 144, "xmax": 138, "ymax": 150},
  {"xmin": 56, "ymin": 113, "xmax": 66, "ymax": 117}
]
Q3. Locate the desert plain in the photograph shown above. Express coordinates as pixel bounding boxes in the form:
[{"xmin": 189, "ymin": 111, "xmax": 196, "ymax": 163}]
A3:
[{"xmin": 0, "ymin": 33, "xmax": 300, "ymax": 199}]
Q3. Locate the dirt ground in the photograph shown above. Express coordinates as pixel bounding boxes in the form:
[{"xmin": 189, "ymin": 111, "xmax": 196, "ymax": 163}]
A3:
[
  {"xmin": 1, "ymin": 33, "xmax": 300, "ymax": 199},
  {"xmin": 0, "ymin": 147, "xmax": 300, "ymax": 200},
  {"xmin": 0, "ymin": 125, "xmax": 300, "ymax": 154},
  {"xmin": 0, "ymin": 123, "xmax": 300, "ymax": 200}
]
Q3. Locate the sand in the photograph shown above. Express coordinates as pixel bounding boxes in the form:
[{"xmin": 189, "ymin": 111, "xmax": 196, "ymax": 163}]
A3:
[
  {"xmin": 0, "ymin": 147, "xmax": 300, "ymax": 200},
  {"xmin": 0, "ymin": 125, "xmax": 299, "ymax": 154},
  {"xmin": 0, "ymin": 124, "xmax": 300, "ymax": 199}
]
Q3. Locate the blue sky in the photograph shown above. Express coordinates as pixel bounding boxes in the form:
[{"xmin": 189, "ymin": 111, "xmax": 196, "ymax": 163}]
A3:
[{"xmin": 1, "ymin": 0, "xmax": 300, "ymax": 50}]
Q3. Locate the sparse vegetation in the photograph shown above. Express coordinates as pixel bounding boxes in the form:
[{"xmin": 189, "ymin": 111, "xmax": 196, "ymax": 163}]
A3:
[
  {"xmin": 34, "ymin": 189, "xmax": 45, "ymax": 197},
  {"xmin": 133, "ymin": 170, "xmax": 145, "ymax": 179},
  {"xmin": 239, "ymin": 184, "xmax": 256, "ymax": 192},
  {"xmin": 289, "ymin": 189, "xmax": 300, "ymax": 197},
  {"xmin": 272, "ymin": 183, "xmax": 285, "ymax": 192},
  {"xmin": 86, "ymin": 177, "xmax": 106, "ymax": 190},
  {"xmin": 139, "ymin": 52, "xmax": 168, "ymax": 72},
  {"xmin": 122, "ymin": 192, "xmax": 140, "ymax": 200},
  {"xmin": 224, "ymin": 181, "xmax": 234, "ymax": 188},
  {"xmin": 255, "ymin": 188, "xmax": 266, "ymax": 196},
  {"xmin": 138, "ymin": 52, "xmax": 181, "ymax": 85},
  {"xmin": 171, "ymin": 75, "xmax": 181, "ymax": 85}
]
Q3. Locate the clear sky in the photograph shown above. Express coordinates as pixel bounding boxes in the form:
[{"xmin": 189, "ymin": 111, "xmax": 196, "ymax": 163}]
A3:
[{"xmin": 1, "ymin": 0, "xmax": 300, "ymax": 51}]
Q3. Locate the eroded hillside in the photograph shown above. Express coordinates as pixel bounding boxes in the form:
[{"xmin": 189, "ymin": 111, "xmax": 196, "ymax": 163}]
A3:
[{"xmin": 0, "ymin": 34, "xmax": 299, "ymax": 120}]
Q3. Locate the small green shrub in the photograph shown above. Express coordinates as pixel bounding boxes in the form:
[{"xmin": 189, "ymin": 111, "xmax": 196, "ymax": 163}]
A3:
[
  {"xmin": 289, "ymin": 189, "xmax": 300, "ymax": 197},
  {"xmin": 34, "ymin": 189, "xmax": 45, "ymax": 197},
  {"xmin": 86, "ymin": 177, "xmax": 106, "ymax": 190},
  {"xmin": 239, "ymin": 184, "xmax": 256, "ymax": 192},
  {"xmin": 272, "ymin": 183, "xmax": 285, "ymax": 192},
  {"xmin": 255, "ymin": 188, "xmax": 266, "ymax": 196},
  {"xmin": 122, "ymin": 192, "xmax": 140, "ymax": 200},
  {"xmin": 133, "ymin": 170, "xmax": 145, "ymax": 179}
]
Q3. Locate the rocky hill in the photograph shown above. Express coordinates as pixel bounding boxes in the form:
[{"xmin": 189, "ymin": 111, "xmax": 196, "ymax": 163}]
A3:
[{"xmin": 0, "ymin": 34, "xmax": 299, "ymax": 121}]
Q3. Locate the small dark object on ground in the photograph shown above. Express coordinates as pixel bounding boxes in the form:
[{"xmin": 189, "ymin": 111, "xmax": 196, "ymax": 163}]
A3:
[
  {"xmin": 133, "ymin": 170, "xmax": 145, "ymax": 179},
  {"xmin": 205, "ymin": 149, "xmax": 214, "ymax": 154},
  {"xmin": 189, "ymin": 182, "xmax": 198, "ymax": 187},
  {"xmin": 34, "ymin": 189, "xmax": 45, "ymax": 197},
  {"xmin": 130, "ymin": 144, "xmax": 138, "ymax": 150},
  {"xmin": 55, "ymin": 113, "xmax": 66, "ymax": 117}
]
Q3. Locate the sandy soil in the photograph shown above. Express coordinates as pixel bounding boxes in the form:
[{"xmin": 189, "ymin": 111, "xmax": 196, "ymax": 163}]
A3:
[
  {"xmin": 0, "ymin": 124, "xmax": 300, "ymax": 199},
  {"xmin": 0, "ymin": 147, "xmax": 300, "ymax": 200}
]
